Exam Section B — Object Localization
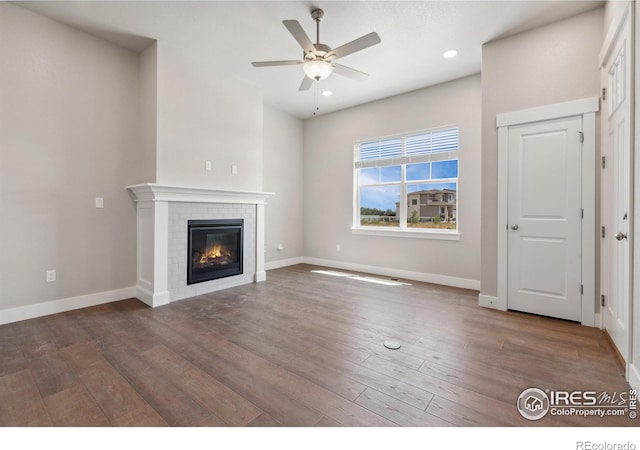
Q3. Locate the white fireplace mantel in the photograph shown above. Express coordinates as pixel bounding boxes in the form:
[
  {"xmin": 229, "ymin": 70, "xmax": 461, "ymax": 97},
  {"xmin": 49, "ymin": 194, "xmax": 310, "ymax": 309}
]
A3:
[
  {"xmin": 127, "ymin": 183, "xmax": 274, "ymax": 307},
  {"xmin": 127, "ymin": 183, "xmax": 274, "ymax": 205}
]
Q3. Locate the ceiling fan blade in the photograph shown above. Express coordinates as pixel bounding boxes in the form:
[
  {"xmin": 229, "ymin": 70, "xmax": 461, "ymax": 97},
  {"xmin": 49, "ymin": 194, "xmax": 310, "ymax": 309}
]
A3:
[
  {"xmin": 299, "ymin": 76, "xmax": 314, "ymax": 91},
  {"xmin": 331, "ymin": 32, "xmax": 381, "ymax": 60},
  {"xmin": 252, "ymin": 60, "xmax": 302, "ymax": 67},
  {"xmin": 333, "ymin": 63, "xmax": 369, "ymax": 82},
  {"xmin": 283, "ymin": 20, "xmax": 315, "ymax": 54}
]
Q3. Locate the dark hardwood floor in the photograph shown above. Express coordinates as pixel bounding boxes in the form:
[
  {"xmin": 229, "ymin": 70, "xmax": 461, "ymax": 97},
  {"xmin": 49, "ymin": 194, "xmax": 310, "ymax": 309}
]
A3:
[{"xmin": 0, "ymin": 264, "xmax": 635, "ymax": 427}]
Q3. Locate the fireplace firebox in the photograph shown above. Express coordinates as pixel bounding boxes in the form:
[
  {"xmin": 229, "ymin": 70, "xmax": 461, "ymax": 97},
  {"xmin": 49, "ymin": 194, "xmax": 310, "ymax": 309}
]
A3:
[{"xmin": 187, "ymin": 219, "xmax": 243, "ymax": 285}]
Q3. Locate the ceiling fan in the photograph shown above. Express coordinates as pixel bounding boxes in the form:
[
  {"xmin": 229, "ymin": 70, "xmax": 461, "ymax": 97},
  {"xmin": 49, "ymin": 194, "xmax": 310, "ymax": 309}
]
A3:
[{"xmin": 251, "ymin": 8, "xmax": 381, "ymax": 91}]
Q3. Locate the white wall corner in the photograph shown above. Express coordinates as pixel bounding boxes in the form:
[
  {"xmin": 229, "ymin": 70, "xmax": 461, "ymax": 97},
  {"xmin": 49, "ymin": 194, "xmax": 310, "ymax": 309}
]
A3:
[
  {"xmin": 478, "ymin": 293, "xmax": 507, "ymax": 311},
  {"xmin": 628, "ymin": 362, "xmax": 640, "ymax": 391}
]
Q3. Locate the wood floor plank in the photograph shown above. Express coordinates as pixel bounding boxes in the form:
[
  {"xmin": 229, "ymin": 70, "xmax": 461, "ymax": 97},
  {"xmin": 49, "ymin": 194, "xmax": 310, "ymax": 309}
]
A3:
[
  {"xmin": 60, "ymin": 341, "xmax": 113, "ymax": 377},
  {"xmin": 26, "ymin": 351, "xmax": 78, "ymax": 397},
  {"xmin": 110, "ymin": 404, "xmax": 168, "ymax": 426},
  {"xmin": 0, "ymin": 348, "xmax": 28, "ymax": 378},
  {"xmin": 80, "ymin": 365, "xmax": 148, "ymax": 422},
  {"xmin": 427, "ymin": 395, "xmax": 508, "ymax": 427},
  {"xmin": 100, "ymin": 344, "xmax": 212, "ymax": 426},
  {"xmin": 0, "ymin": 370, "xmax": 52, "ymax": 426},
  {"xmin": 141, "ymin": 345, "xmax": 262, "ymax": 426},
  {"xmin": 355, "ymin": 387, "xmax": 453, "ymax": 427},
  {"xmin": 313, "ymin": 415, "xmax": 344, "ymax": 427},
  {"xmin": 43, "ymin": 384, "xmax": 110, "ymax": 426},
  {"xmin": 246, "ymin": 413, "xmax": 283, "ymax": 427}
]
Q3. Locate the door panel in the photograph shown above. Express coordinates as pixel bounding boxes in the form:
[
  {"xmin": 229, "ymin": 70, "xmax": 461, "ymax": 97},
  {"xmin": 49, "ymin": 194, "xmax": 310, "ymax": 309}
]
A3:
[
  {"xmin": 507, "ymin": 116, "xmax": 583, "ymax": 321},
  {"xmin": 601, "ymin": 9, "xmax": 631, "ymax": 362},
  {"xmin": 519, "ymin": 237, "xmax": 567, "ymax": 298}
]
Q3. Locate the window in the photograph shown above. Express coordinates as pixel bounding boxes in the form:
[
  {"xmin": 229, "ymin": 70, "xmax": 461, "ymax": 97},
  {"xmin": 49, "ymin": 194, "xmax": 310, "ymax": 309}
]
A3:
[{"xmin": 354, "ymin": 126, "xmax": 458, "ymax": 233}]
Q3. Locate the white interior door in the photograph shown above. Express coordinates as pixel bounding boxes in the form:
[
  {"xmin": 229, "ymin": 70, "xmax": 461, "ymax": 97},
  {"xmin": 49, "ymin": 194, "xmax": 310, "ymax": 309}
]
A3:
[
  {"xmin": 601, "ymin": 7, "xmax": 632, "ymax": 362},
  {"xmin": 507, "ymin": 116, "xmax": 583, "ymax": 322}
]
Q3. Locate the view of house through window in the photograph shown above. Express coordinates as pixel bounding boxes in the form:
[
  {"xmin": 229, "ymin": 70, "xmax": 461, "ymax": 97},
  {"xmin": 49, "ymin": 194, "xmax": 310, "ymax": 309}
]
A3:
[{"xmin": 354, "ymin": 126, "xmax": 458, "ymax": 231}]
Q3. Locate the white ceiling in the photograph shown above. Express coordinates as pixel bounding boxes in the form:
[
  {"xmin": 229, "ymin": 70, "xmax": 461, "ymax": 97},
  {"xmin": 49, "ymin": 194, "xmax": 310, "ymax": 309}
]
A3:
[{"xmin": 16, "ymin": 0, "xmax": 603, "ymax": 119}]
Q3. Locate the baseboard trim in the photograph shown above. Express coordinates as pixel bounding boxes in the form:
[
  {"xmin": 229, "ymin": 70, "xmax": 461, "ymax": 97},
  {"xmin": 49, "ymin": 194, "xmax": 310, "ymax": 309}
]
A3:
[
  {"xmin": 302, "ymin": 257, "xmax": 480, "ymax": 291},
  {"xmin": 265, "ymin": 257, "xmax": 305, "ymax": 271},
  {"xmin": 629, "ymin": 362, "xmax": 640, "ymax": 391},
  {"xmin": 0, "ymin": 286, "xmax": 137, "ymax": 325},
  {"xmin": 478, "ymin": 293, "xmax": 507, "ymax": 311}
]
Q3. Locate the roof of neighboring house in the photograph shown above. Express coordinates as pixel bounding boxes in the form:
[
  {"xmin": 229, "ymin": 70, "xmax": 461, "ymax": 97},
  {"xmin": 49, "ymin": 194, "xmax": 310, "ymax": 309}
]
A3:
[{"xmin": 408, "ymin": 189, "xmax": 456, "ymax": 195}]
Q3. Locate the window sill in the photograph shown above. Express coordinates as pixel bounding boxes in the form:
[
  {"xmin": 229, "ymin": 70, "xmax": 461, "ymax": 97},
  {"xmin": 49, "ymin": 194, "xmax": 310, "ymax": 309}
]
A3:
[{"xmin": 351, "ymin": 227, "xmax": 460, "ymax": 241}]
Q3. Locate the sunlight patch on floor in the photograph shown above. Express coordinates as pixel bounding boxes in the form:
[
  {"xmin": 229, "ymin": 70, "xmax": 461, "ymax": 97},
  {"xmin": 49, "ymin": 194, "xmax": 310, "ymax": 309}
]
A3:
[{"xmin": 311, "ymin": 270, "xmax": 411, "ymax": 286}]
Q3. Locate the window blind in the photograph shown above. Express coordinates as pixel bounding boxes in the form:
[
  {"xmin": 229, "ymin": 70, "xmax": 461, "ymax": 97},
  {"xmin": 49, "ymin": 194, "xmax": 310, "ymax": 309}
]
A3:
[{"xmin": 355, "ymin": 127, "xmax": 458, "ymax": 169}]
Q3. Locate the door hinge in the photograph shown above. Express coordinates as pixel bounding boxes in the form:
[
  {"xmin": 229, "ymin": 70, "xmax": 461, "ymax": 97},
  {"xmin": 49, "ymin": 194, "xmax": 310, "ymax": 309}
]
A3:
[
  {"xmin": 580, "ymin": 284, "xmax": 584, "ymax": 295},
  {"xmin": 602, "ymin": 226, "xmax": 606, "ymax": 238},
  {"xmin": 602, "ymin": 156, "xmax": 606, "ymax": 168},
  {"xmin": 578, "ymin": 131, "xmax": 584, "ymax": 143},
  {"xmin": 601, "ymin": 294, "xmax": 606, "ymax": 307},
  {"xmin": 581, "ymin": 208, "xmax": 584, "ymax": 219},
  {"xmin": 602, "ymin": 87, "xmax": 606, "ymax": 101}
]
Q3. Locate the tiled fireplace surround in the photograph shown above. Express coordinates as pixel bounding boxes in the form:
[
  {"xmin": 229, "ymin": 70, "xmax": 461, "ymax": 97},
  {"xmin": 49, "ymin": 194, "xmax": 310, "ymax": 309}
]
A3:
[{"xmin": 127, "ymin": 184, "xmax": 272, "ymax": 307}]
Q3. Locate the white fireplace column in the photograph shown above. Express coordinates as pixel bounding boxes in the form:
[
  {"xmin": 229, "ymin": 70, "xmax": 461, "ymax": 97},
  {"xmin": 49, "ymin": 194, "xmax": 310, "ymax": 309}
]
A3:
[{"xmin": 127, "ymin": 183, "xmax": 273, "ymax": 307}]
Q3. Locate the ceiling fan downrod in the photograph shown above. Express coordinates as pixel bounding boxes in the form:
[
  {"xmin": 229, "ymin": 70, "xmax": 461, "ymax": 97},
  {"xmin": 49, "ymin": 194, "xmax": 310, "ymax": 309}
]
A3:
[{"xmin": 311, "ymin": 8, "xmax": 324, "ymax": 45}]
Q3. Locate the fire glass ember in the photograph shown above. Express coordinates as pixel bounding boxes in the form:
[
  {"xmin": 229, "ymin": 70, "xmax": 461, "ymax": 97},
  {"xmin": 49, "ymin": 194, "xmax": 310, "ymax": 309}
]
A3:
[{"xmin": 187, "ymin": 219, "xmax": 243, "ymax": 285}]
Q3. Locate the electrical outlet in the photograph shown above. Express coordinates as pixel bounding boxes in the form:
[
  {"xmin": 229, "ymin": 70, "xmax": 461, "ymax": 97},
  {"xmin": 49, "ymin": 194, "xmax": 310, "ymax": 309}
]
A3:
[
  {"xmin": 95, "ymin": 197, "xmax": 104, "ymax": 209},
  {"xmin": 231, "ymin": 164, "xmax": 238, "ymax": 175},
  {"xmin": 336, "ymin": 244, "xmax": 341, "ymax": 252},
  {"xmin": 205, "ymin": 160, "xmax": 212, "ymax": 171},
  {"xmin": 46, "ymin": 270, "xmax": 56, "ymax": 282}
]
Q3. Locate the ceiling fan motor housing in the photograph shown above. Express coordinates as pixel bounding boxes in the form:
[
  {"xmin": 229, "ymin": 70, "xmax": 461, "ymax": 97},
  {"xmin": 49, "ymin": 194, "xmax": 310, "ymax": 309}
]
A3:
[{"xmin": 305, "ymin": 43, "xmax": 333, "ymax": 61}]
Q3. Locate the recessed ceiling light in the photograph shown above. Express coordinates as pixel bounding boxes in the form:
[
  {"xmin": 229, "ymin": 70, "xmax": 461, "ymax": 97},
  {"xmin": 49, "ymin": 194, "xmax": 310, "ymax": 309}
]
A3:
[
  {"xmin": 443, "ymin": 50, "xmax": 458, "ymax": 59},
  {"xmin": 322, "ymin": 90, "xmax": 333, "ymax": 97}
]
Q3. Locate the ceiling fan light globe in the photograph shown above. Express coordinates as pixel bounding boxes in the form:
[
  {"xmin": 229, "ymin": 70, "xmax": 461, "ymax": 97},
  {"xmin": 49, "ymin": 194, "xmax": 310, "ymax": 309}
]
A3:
[{"xmin": 303, "ymin": 60, "xmax": 333, "ymax": 80}]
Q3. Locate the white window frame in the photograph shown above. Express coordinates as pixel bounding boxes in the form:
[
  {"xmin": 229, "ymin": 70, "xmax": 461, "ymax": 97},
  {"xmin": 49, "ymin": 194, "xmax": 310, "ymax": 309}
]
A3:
[{"xmin": 352, "ymin": 126, "xmax": 460, "ymax": 241}]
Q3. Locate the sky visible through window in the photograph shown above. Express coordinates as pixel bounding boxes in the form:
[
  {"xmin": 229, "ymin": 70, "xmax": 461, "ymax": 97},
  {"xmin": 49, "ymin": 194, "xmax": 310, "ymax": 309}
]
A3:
[{"xmin": 359, "ymin": 161, "xmax": 458, "ymax": 212}]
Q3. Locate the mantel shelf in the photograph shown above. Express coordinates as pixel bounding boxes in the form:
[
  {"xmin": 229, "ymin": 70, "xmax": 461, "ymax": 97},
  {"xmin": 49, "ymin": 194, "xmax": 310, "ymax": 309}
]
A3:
[{"xmin": 127, "ymin": 183, "xmax": 274, "ymax": 205}]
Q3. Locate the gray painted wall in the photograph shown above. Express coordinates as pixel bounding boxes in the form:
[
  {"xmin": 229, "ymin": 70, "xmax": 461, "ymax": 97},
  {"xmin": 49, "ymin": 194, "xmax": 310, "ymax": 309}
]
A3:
[
  {"xmin": 155, "ymin": 44, "xmax": 263, "ymax": 192},
  {"xmin": 302, "ymin": 75, "xmax": 482, "ymax": 284},
  {"xmin": 480, "ymin": 7, "xmax": 604, "ymax": 297},
  {"xmin": 262, "ymin": 105, "xmax": 304, "ymax": 264},
  {"xmin": 139, "ymin": 42, "xmax": 158, "ymax": 184},
  {"xmin": 0, "ymin": 3, "xmax": 141, "ymax": 309}
]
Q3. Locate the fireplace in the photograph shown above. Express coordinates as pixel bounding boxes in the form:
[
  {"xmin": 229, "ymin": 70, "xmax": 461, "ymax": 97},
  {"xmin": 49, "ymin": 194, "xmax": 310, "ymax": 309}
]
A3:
[{"xmin": 187, "ymin": 219, "xmax": 243, "ymax": 285}]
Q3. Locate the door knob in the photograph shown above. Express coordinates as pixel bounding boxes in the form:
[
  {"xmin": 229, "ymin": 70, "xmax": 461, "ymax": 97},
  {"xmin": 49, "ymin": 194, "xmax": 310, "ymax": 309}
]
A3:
[
  {"xmin": 615, "ymin": 232, "xmax": 628, "ymax": 241},
  {"xmin": 511, "ymin": 224, "xmax": 519, "ymax": 231}
]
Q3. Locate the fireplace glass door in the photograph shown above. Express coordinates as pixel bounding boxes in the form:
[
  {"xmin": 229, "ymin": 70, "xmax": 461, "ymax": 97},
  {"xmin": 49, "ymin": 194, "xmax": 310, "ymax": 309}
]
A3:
[{"xmin": 187, "ymin": 219, "xmax": 243, "ymax": 285}]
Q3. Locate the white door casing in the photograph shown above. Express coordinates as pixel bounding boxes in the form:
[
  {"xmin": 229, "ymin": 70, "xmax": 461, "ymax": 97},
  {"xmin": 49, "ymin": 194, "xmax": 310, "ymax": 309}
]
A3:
[
  {"xmin": 600, "ymin": 2, "xmax": 633, "ymax": 363},
  {"xmin": 507, "ymin": 116, "xmax": 583, "ymax": 322},
  {"xmin": 485, "ymin": 97, "xmax": 598, "ymax": 327}
]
